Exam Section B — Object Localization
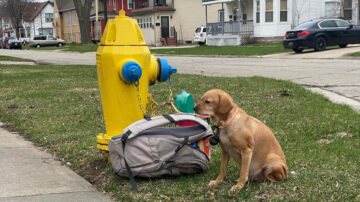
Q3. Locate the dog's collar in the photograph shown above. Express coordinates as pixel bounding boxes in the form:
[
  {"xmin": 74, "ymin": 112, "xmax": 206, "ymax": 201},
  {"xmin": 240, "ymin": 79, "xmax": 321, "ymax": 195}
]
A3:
[{"xmin": 218, "ymin": 108, "xmax": 239, "ymax": 129}]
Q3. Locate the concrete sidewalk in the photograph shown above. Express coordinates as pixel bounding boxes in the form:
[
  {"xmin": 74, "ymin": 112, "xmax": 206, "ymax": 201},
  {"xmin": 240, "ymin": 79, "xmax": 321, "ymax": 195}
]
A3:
[{"xmin": 0, "ymin": 123, "xmax": 114, "ymax": 202}]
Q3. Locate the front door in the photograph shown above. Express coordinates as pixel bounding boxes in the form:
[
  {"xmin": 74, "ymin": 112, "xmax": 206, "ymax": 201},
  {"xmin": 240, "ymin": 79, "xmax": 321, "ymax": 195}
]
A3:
[{"xmin": 161, "ymin": 16, "xmax": 169, "ymax": 38}]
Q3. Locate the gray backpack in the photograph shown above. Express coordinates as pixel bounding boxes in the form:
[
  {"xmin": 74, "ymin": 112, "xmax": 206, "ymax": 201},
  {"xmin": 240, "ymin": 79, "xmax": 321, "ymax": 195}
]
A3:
[{"xmin": 108, "ymin": 114, "xmax": 213, "ymax": 191}]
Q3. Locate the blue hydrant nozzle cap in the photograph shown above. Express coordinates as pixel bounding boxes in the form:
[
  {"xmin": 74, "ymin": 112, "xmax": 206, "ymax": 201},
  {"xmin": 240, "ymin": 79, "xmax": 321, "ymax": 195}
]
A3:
[
  {"xmin": 170, "ymin": 66, "xmax": 177, "ymax": 74},
  {"xmin": 157, "ymin": 58, "xmax": 177, "ymax": 82},
  {"xmin": 122, "ymin": 61, "xmax": 142, "ymax": 83}
]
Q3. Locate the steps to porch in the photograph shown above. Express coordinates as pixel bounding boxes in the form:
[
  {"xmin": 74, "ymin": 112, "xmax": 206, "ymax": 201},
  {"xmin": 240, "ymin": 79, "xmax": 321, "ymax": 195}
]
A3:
[{"xmin": 160, "ymin": 37, "xmax": 177, "ymax": 46}]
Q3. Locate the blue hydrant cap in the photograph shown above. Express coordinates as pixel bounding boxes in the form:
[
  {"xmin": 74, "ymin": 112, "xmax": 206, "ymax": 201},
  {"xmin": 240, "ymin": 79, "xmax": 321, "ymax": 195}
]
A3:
[
  {"xmin": 158, "ymin": 58, "xmax": 177, "ymax": 82},
  {"xmin": 122, "ymin": 61, "xmax": 142, "ymax": 83}
]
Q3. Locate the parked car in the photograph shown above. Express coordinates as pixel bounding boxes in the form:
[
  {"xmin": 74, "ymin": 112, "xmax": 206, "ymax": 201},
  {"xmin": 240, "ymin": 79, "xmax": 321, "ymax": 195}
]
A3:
[
  {"xmin": 283, "ymin": 19, "xmax": 360, "ymax": 53},
  {"xmin": 193, "ymin": 26, "xmax": 207, "ymax": 45},
  {"xmin": 6, "ymin": 39, "xmax": 22, "ymax": 49},
  {"xmin": 29, "ymin": 35, "xmax": 66, "ymax": 48},
  {"xmin": 1, "ymin": 37, "xmax": 14, "ymax": 49}
]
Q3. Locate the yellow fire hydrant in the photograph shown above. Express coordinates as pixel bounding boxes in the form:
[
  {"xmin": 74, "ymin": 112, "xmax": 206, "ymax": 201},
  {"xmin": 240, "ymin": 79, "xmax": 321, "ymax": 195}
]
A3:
[{"xmin": 96, "ymin": 10, "xmax": 177, "ymax": 152}]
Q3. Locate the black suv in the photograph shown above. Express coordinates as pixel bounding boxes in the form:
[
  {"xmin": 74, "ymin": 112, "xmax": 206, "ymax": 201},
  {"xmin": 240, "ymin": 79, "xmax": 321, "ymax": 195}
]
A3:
[{"xmin": 283, "ymin": 19, "xmax": 360, "ymax": 53}]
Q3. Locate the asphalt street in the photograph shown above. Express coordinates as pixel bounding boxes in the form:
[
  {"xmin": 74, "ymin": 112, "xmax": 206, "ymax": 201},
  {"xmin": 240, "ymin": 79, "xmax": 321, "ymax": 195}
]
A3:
[{"xmin": 0, "ymin": 48, "xmax": 359, "ymax": 111}]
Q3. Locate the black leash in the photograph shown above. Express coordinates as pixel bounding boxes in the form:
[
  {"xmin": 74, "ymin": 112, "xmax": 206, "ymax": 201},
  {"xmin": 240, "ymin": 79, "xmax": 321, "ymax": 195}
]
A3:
[{"xmin": 210, "ymin": 126, "xmax": 220, "ymax": 146}]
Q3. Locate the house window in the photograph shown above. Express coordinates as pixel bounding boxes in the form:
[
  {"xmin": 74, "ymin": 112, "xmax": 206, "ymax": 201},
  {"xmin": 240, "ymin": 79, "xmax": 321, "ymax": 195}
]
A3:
[
  {"xmin": 280, "ymin": 0, "xmax": 287, "ymax": 22},
  {"xmin": 218, "ymin": 9, "xmax": 224, "ymax": 22},
  {"xmin": 39, "ymin": 28, "xmax": 53, "ymax": 36},
  {"xmin": 325, "ymin": 1, "xmax": 341, "ymax": 17},
  {"xmin": 154, "ymin": 0, "xmax": 166, "ymax": 6},
  {"xmin": 26, "ymin": 27, "xmax": 30, "ymax": 37},
  {"xmin": 265, "ymin": 0, "xmax": 273, "ymax": 22},
  {"xmin": 45, "ymin": 13, "xmax": 53, "ymax": 23},
  {"xmin": 72, "ymin": 11, "xmax": 76, "ymax": 25},
  {"xmin": 256, "ymin": 0, "xmax": 260, "ymax": 23},
  {"xmin": 67, "ymin": 13, "xmax": 71, "ymax": 26},
  {"xmin": 128, "ymin": 0, "xmax": 134, "ymax": 9},
  {"xmin": 343, "ymin": 0, "xmax": 352, "ymax": 20},
  {"xmin": 108, "ymin": 0, "xmax": 112, "ymax": 7},
  {"xmin": 113, "ymin": 0, "xmax": 116, "ymax": 10}
]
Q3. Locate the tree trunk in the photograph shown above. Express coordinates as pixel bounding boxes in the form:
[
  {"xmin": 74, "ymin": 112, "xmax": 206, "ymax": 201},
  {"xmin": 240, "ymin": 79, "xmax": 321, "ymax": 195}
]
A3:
[{"xmin": 73, "ymin": 0, "xmax": 93, "ymax": 44}]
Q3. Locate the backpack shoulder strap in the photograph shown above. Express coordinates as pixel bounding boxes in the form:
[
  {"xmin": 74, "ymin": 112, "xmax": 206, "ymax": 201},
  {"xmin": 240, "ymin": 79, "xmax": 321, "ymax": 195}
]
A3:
[{"xmin": 111, "ymin": 113, "xmax": 210, "ymax": 141}]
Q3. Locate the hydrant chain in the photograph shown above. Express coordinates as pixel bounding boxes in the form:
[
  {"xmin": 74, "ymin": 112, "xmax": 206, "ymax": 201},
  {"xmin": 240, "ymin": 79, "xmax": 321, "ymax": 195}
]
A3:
[{"xmin": 135, "ymin": 84, "xmax": 146, "ymax": 116}]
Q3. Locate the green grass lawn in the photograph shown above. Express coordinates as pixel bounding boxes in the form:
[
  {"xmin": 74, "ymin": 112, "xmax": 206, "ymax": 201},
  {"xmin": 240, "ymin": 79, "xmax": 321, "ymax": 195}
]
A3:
[
  {"xmin": 24, "ymin": 43, "xmax": 98, "ymax": 53},
  {"xmin": 22, "ymin": 42, "xmax": 289, "ymax": 56},
  {"xmin": 0, "ymin": 65, "xmax": 359, "ymax": 201},
  {"xmin": 347, "ymin": 51, "xmax": 360, "ymax": 57},
  {"xmin": 0, "ymin": 55, "xmax": 34, "ymax": 62},
  {"xmin": 151, "ymin": 43, "xmax": 290, "ymax": 56}
]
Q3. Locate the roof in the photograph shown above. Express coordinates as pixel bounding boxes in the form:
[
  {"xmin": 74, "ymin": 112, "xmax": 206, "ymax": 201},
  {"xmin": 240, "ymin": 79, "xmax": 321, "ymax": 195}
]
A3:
[
  {"xmin": 55, "ymin": 0, "xmax": 75, "ymax": 12},
  {"xmin": 23, "ymin": 1, "xmax": 54, "ymax": 21}
]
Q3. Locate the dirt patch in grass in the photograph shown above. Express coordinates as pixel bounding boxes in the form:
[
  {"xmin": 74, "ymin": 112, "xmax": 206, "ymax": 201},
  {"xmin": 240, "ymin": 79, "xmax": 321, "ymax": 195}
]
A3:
[{"xmin": 79, "ymin": 159, "xmax": 107, "ymax": 189}]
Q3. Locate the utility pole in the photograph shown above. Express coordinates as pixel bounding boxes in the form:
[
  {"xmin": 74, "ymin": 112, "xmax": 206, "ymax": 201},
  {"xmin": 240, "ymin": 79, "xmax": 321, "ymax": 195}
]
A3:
[{"xmin": 103, "ymin": 0, "xmax": 108, "ymax": 25}]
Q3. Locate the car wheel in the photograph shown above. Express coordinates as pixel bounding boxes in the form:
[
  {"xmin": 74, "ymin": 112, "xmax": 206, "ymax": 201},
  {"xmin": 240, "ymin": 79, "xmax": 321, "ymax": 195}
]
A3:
[
  {"xmin": 315, "ymin": 37, "xmax": 326, "ymax": 51},
  {"xmin": 36, "ymin": 44, "xmax": 40, "ymax": 48},
  {"xmin": 339, "ymin": 44, "xmax": 347, "ymax": 48},
  {"xmin": 57, "ymin": 43, "xmax": 63, "ymax": 47},
  {"xmin": 293, "ymin": 48, "xmax": 304, "ymax": 53}
]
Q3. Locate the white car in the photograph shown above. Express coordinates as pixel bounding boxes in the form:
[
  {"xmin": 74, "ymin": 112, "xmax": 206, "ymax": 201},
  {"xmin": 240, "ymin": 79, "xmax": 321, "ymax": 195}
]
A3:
[{"xmin": 193, "ymin": 26, "xmax": 206, "ymax": 45}]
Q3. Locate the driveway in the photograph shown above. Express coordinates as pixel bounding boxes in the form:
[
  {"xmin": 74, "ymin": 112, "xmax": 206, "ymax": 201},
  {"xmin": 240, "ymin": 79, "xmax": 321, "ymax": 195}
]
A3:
[
  {"xmin": 264, "ymin": 44, "xmax": 360, "ymax": 59},
  {"xmin": 1, "ymin": 49, "xmax": 359, "ymax": 111}
]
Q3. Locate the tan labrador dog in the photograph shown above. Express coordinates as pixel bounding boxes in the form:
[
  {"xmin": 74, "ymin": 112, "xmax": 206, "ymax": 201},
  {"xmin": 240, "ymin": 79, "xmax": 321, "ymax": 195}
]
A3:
[{"xmin": 193, "ymin": 89, "xmax": 287, "ymax": 191}]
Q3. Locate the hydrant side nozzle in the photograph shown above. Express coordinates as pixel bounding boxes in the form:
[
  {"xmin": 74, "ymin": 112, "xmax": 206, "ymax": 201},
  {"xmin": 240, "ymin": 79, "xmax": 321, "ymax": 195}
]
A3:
[
  {"xmin": 121, "ymin": 61, "xmax": 143, "ymax": 83},
  {"xmin": 157, "ymin": 58, "xmax": 177, "ymax": 82}
]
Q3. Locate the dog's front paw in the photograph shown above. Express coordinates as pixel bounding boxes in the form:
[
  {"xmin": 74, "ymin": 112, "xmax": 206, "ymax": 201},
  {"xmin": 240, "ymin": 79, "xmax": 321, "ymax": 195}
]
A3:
[
  {"xmin": 230, "ymin": 184, "xmax": 244, "ymax": 192},
  {"xmin": 208, "ymin": 180, "xmax": 221, "ymax": 187}
]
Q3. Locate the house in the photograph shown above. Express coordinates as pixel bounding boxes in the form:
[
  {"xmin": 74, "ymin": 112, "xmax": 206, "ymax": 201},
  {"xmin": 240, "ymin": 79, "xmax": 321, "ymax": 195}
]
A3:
[
  {"xmin": 90, "ymin": 0, "xmax": 219, "ymax": 46},
  {"xmin": 90, "ymin": 0, "xmax": 133, "ymax": 41},
  {"xmin": 203, "ymin": 0, "xmax": 360, "ymax": 46},
  {"xmin": 1, "ymin": 1, "xmax": 54, "ymax": 40},
  {"xmin": 53, "ymin": 0, "xmax": 81, "ymax": 43},
  {"xmin": 22, "ymin": 1, "xmax": 55, "ymax": 40},
  {"xmin": 129, "ymin": 0, "xmax": 221, "ymax": 46}
]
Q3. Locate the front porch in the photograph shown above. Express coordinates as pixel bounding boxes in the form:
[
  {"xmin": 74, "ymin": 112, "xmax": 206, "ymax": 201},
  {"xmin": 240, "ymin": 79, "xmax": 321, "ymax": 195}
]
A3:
[{"xmin": 203, "ymin": 0, "xmax": 255, "ymax": 46}]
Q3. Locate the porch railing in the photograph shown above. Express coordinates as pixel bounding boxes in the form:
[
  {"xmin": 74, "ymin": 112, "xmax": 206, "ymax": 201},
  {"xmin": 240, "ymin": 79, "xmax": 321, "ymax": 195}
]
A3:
[{"xmin": 206, "ymin": 20, "xmax": 254, "ymax": 36}]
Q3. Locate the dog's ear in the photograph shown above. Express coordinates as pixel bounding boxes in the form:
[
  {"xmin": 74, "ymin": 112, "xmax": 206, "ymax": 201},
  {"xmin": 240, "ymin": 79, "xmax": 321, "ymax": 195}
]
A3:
[{"xmin": 217, "ymin": 93, "xmax": 234, "ymax": 114}]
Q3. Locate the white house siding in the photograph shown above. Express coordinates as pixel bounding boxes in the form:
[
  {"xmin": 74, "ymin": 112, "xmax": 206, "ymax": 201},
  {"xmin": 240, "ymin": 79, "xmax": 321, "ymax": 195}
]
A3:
[
  {"xmin": 204, "ymin": 0, "xmax": 360, "ymax": 41},
  {"xmin": 132, "ymin": 14, "xmax": 156, "ymax": 45},
  {"xmin": 253, "ymin": 0, "xmax": 292, "ymax": 37},
  {"xmin": 25, "ymin": 3, "xmax": 54, "ymax": 39},
  {"xmin": 292, "ymin": 0, "xmax": 324, "ymax": 26}
]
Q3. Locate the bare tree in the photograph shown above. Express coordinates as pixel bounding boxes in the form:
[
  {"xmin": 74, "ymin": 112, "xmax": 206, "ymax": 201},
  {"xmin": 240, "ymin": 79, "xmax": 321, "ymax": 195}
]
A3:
[
  {"xmin": 0, "ymin": 0, "xmax": 30, "ymax": 39},
  {"xmin": 73, "ymin": 0, "xmax": 93, "ymax": 44}
]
